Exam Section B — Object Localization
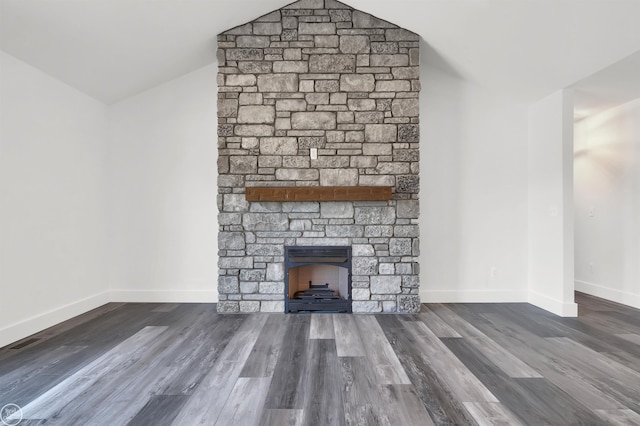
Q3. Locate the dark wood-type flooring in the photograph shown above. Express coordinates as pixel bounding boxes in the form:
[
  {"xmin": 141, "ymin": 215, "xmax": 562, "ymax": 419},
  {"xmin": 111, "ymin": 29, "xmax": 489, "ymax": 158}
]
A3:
[{"xmin": 1, "ymin": 292, "xmax": 639, "ymax": 425}]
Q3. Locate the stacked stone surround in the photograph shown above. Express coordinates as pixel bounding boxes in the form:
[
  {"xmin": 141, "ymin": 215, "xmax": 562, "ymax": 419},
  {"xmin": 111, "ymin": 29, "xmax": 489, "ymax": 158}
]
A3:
[{"xmin": 217, "ymin": 0, "xmax": 420, "ymax": 313}]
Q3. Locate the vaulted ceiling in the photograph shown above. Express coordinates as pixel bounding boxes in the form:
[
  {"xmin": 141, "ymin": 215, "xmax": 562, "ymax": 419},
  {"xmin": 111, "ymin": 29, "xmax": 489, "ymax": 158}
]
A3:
[{"xmin": 1, "ymin": 0, "xmax": 639, "ymax": 111}]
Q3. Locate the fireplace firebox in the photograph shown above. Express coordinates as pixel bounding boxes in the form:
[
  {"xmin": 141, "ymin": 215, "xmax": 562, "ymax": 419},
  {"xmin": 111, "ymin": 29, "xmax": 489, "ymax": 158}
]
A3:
[{"xmin": 284, "ymin": 246, "xmax": 352, "ymax": 313}]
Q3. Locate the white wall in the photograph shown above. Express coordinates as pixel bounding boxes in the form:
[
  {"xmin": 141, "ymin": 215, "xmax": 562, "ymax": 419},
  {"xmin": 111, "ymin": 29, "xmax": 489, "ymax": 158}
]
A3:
[
  {"xmin": 107, "ymin": 64, "xmax": 218, "ymax": 302},
  {"xmin": 527, "ymin": 90, "xmax": 578, "ymax": 316},
  {"xmin": 419, "ymin": 59, "xmax": 529, "ymax": 303},
  {"xmin": 0, "ymin": 51, "xmax": 110, "ymax": 347},
  {"xmin": 574, "ymin": 98, "xmax": 640, "ymax": 308}
]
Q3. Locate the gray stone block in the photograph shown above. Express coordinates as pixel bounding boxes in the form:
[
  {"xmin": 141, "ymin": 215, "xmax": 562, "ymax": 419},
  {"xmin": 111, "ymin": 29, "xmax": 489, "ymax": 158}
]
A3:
[
  {"xmin": 320, "ymin": 202, "xmax": 354, "ymax": 218},
  {"xmin": 319, "ymin": 168, "xmax": 358, "ymax": 186},
  {"xmin": 394, "ymin": 225, "xmax": 419, "ymax": 238},
  {"xmin": 355, "ymin": 206, "xmax": 396, "ymax": 225},
  {"xmin": 352, "ymin": 301, "xmax": 382, "ymax": 313},
  {"xmin": 306, "ymin": 93, "xmax": 330, "ymax": 105},
  {"xmin": 397, "ymin": 200, "xmax": 419, "ymax": 219},
  {"xmin": 392, "ymin": 99, "xmax": 419, "ymax": 117},
  {"xmin": 227, "ymin": 49, "xmax": 264, "ymax": 61},
  {"xmin": 398, "ymin": 124, "xmax": 420, "ymax": 142},
  {"xmin": 390, "ymin": 238, "xmax": 412, "ymax": 256},
  {"xmin": 239, "ymin": 301, "xmax": 261, "ymax": 312},
  {"xmin": 353, "ymin": 256, "xmax": 378, "ymax": 275},
  {"xmin": 236, "ymin": 36, "xmax": 271, "ymax": 48},
  {"xmin": 395, "ymin": 263, "xmax": 414, "ymax": 275},
  {"xmin": 219, "ymin": 256, "xmax": 253, "ymax": 269},
  {"xmin": 283, "ymin": 202, "xmax": 320, "ymax": 213},
  {"xmin": 253, "ymin": 22, "xmax": 283, "ymax": 35},
  {"xmin": 241, "ymin": 269, "xmax": 265, "ymax": 281},
  {"xmin": 219, "ymin": 213, "xmax": 242, "ymax": 225},
  {"xmin": 260, "ymin": 282, "xmax": 284, "ymax": 294},
  {"xmin": 218, "ymin": 124, "xmax": 234, "ymax": 137},
  {"xmin": 260, "ymin": 137, "xmax": 298, "ymax": 155},
  {"xmin": 282, "ymin": 155, "xmax": 310, "ymax": 168},
  {"xmin": 315, "ymin": 35, "xmax": 339, "ymax": 48},
  {"xmin": 235, "ymin": 125, "xmax": 275, "ymax": 137},
  {"xmin": 223, "ymin": 194, "xmax": 250, "ymax": 212},
  {"xmin": 218, "ymin": 99, "xmax": 238, "ymax": 117},
  {"xmin": 354, "ymin": 112, "xmax": 384, "ymax": 124},
  {"xmin": 371, "ymin": 42, "xmax": 399, "ymax": 54},
  {"xmin": 382, "ymin": 301, "xmax": 397, "ymax": 312},
  {"xmin": 340, "ymin": 35, "xmax": 370, "ymax": 54},
  {"xmin": 242, "ymin": 213, "xmax": 289, "ymax": 231},
  {"xmin": 273, "ymin": 61, "xmax": 309, "ymax": 73},
  {"xmin": 364, "ymin": 225, "xmax": 394, "ymax": 238},
  {"xmin": 258, "ymin": 74, "xmax": 299, "ymax": 92},
  {"xmin": 370, "ymin": 275, "xmax": 401, "ymax": 294},
  {"xmin": 392, "ymin": 67, "xmax": 419, "ymax": 79},
  {"xmin": 315, "ymin": 80, "xmax": 340, "ymax": 92},
  {"xmin": 396, "ymin": 175, "xmax": 419, "ymax": 193},
  {"xmin": 379, "ymin": 263, "xmax": 395, "ymax": 275},
  {"xmin": 398, "ymin": 295, "xmax": 420, "ymax": 313},
  {"xmin": 219, "ymin": 232, "xmax": 245, "ymax": 250},
  {"xmin": 402, "ymin": 275, "xmax": 420, "ymax": 288},
  {"xmin": 250, "ymin": 201, "xmax": 282, "ymax": 213},
  {"xmin": 275, "ymin": 168, "xmax": 319, "ymax": 181},
  {"xmin": 229, "ymin": 156, "xmax": 257, "ymax": 174},
  {"xmin": 352, "ymin": 288, "xmax": 371, "ymax": 300},
  {"xmin": 290, "ymin": 219, "xmax": 313, "ymax": 231},
  {"xmin": 376, "ymin": 80, "xmax": 411, "ymax": 92},
  {"xmin": 340, "ymin": 74, "xmax": 375, "ymax": 92},
  {"xmin": 266, "ymin": 263, "xmax": 285, "ymax": 281},
  {"xmin": 298, "ymin": 136, "xmax": 326, "ymax": 148},
  {"xmin": 309, "ymin": 54, "xmax": 356, "ymax": 73},
  {"xmin": 276, "ymin": 99, "xmax": 307, "ymax": 111},
  {"xmin": 258, "ymin": 156, "xmax": 282, "ymax": 167},
  {"xmin": 240, "ymin": 281, "xmax": 259, "ymax": 294},
  {"xmin": 239, "ymin": 61, "xmax": 273, "ymax": 74},
  {"xmin": 217, "ymin": 301, "xmax": 240, "ymax": 313},
  {"xmin": 282, "ymin": 201, "xmax": 320, "ymax": 211},
  {"xmin": 246, "ymin": 244, "xmax": 284, "ymax": 256},
  {"xmin": 328, "ymin": 9, "xmax": 351, "ymax": 22},
  {"xmin": 291, "ymin": 112, "xmax": 336, "ymax": 130},
  {"xmin": 219, "ymin": 276, "xmax": 239, "ymax": 293},
  {"xmin": 376, "ymin": 162, "xmax": 410, "ymax": 175},
  {"xmin": 352, "ymin": 244, "xmax": 375, "ymax": 257},
  {"xmin": 237, "ymin": 106, "xmax": 275, "ymax": 124},
  {"xmin": 365, "ymin": 124, "xmax": 397, "ymax": 142},
  {"xmin": 370, "ymin": 54, "xmax": 409, "ymax": 67},
  {"xmin": 311, "ymin": 156, "xmax": 349, "ymax": 168},
  {"xmin": 299, "ymin": 23, "xmax": 337, "ymax": 35},
  {"xmin": 326, "ymin": 225, "xmax": 363, "ymax": 237}
]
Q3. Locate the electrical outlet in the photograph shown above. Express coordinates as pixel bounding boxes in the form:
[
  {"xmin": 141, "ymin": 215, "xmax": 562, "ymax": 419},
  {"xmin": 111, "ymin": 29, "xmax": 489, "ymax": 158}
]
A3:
[
  {"xmin": 310, "ymin": 148, "xmax": 318, "ymax": 160},
  {"xmin": 588, "ymin": 207, "xmax": 595, "ymax": 217},
  {"xmin": 490, "ymin": 267, "xmax": 497, "ymax": 278}
]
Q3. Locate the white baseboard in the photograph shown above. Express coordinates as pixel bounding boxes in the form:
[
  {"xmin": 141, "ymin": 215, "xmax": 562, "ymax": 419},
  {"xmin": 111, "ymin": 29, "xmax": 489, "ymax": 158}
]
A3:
[
  {"xmin": 0, "ymin": 291, "xmax": 111, "ymax": 349},
  {"xmin": 575, "ymin": 280, "xmax": 640, "ymax": 310},
  {"xmin": 528, "ymin": 290, "xmax": 578, "ymax": 317},
  {"xmin": 109, "ymin": 289, "xmax": 218, "ymax": 303},
  {"xmin": 420, "ymin": 289, "xmax": 528, "ymax": 303}
]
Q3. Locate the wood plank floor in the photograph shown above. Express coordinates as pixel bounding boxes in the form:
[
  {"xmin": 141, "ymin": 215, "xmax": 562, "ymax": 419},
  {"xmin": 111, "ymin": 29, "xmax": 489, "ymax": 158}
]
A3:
[{"xmin": 1, "ymin": 292, "xmax": 639, "ymax": 425}]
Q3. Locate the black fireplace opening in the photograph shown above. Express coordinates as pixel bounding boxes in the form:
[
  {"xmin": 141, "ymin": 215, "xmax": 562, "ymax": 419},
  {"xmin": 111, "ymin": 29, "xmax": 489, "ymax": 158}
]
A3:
[{"xmin": 284, "ymin": 246, "xmax": 352, "ymax": 313}]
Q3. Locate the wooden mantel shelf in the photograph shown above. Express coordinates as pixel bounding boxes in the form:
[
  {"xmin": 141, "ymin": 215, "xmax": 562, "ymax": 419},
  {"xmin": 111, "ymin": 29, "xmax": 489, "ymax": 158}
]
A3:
[{"xmin": 245, "ymin": 186, "xmax": 393, "ymax": 202}]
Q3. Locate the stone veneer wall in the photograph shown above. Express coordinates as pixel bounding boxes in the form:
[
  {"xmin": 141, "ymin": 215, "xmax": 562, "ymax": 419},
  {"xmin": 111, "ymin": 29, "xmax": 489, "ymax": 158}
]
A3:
[{"xmin": 217, "ymin": 0, "xmax": 420, "ymax": 313}]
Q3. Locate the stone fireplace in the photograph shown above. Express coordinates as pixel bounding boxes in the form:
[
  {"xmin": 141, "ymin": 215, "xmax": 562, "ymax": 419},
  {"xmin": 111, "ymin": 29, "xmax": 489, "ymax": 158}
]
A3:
[{"xmin": 217, "ymin": 0, "xmax": 420, "ymax": 313}]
